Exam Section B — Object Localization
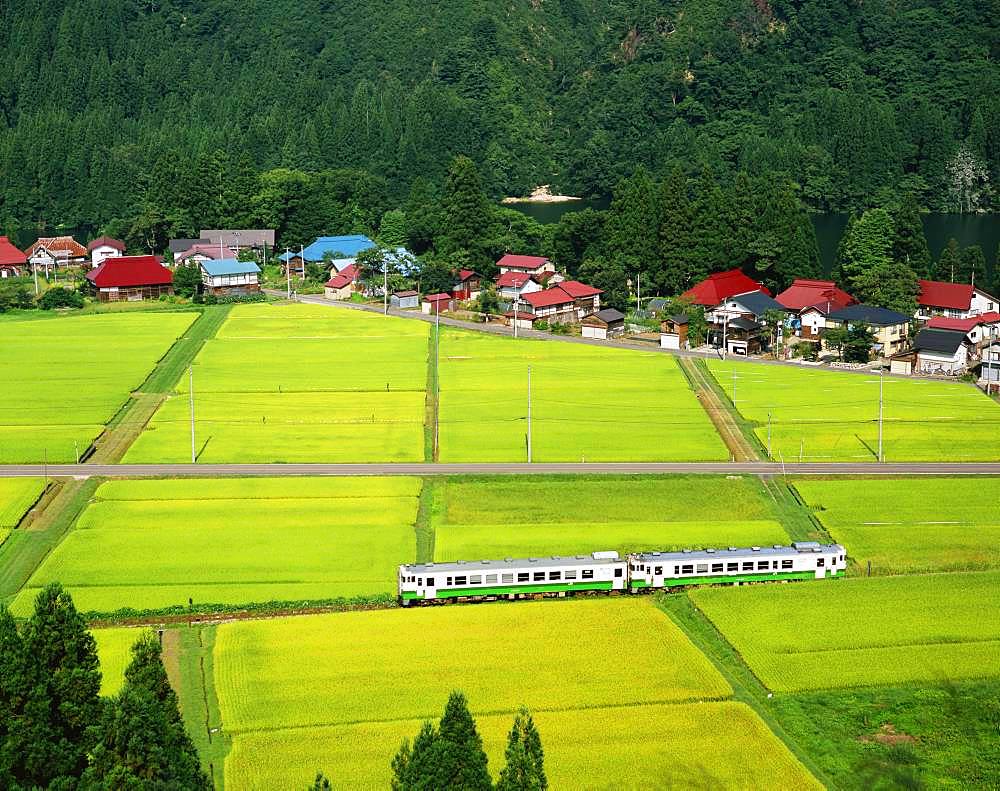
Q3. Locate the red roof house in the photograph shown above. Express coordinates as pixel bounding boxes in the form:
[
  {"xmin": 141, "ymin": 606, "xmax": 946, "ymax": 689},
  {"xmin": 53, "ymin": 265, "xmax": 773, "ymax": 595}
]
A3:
[
  {"xmin": 86, "ymin": 255, "xmax": 173, "ymax": 301},
  {"xmin": 682, "ymin": 269, "xmax": 771, "ymax": 307},
  {"xmin": 917, "ymin": 279, "xmax": 999, "ymax": 319},
  {"xmin": 776, "ymin": 279, "xmax": 855, "ymax": 313},
  {"xmin": 0, "ymin": 236, "xmax": 27, "ymax": 276},
  {"xmin": 522, "ymin": 288, "xmax": 577, "ymax": 310},
  {"xmin": 557, "ymin": 280, "xmax": 602, "ymax": 299},
  {"xmin": 453, "ymin": 269, "xmax": 483, "ymax": 300},
  {"xmin": 496, "ymin": 254, "xmax": 555, "ymax": 274},
  {"xmin": 519, "ymin": 281, "xmax": 603, "ymax": 321},
  {"xmin": 323, "ymin": 263, "xmax": 359, "ymax": 299},
  {"xmin": 497, "ymin": 271, "xmax": 536, "ymax": 288},
  {"xmin": 87, "ymin": 236, "xmax": 126, "ymax": 253}
]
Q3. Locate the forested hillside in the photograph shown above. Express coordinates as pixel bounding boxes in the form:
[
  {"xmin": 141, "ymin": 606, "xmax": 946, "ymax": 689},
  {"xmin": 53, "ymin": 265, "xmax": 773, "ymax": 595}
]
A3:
[{"xmin": 1, "ymin": 0, "xmax": 998, "ymax": 238}]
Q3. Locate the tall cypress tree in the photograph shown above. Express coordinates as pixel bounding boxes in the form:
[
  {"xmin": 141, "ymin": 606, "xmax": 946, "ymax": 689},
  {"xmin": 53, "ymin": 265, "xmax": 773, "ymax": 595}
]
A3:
[
  {"xmin": 439, "ymin": 156, "xmax": 493, "ymax": 265},
  {"xmin": 891, "ymin": 193, "xmax": 931, "ymax": 276},
  {"xmin": 688, "ymin": 167, "xmax": 731, "ymax": 280},
  {"xmin": 16, "ymin": 583, "xmax": 103, "ymax": 788},
  {"xmin": 836, "ymin": 208, "xmax": 895, "ymax": 295},
  {"xmin": 935, "ymin": 238, "xmax": 962, "ymax": 282},
  {"xmin": 603, "ymin": 166, "xmax": 660, "ymax": 287},
  {"xmin": 658, "ymin": 165, "xmax": 694, "ymax": 294},
  {"xmin": 0, "ymin": 607, "xmax": 27, "ymax": 787},
  {"xmin": 433, "ymin": 691, "xmax": 492, "ymax": 791},
  {"xmin": 496, "ymin": 708, "xmax": 547, "ymax": 791},
  {"xmin": 958, "ymin": 245, "xmax": 988, "ymax": 287}
]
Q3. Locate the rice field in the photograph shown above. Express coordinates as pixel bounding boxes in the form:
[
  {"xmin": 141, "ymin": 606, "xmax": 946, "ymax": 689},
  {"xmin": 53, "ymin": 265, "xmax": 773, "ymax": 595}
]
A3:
[
  {"xmin": 433, "ymin": 476, "xmax": 789, "ymax": 561},
  {"xmin": 0, "ymin": 478, "xmax": 45, "ymax": 545},
  {"xmin": 93, "ymin": 627, "xmax": 143, "ymax": 696},
  {"xmin": 12, "ymin": 477, "xmax": 421, "ymax": 615},
  {"xmin": 438, "ymin": 330, "xmax": 728, "ymax": 462},
  {"xmin": 0, "ymin": 312, "xmax": 196, "ymax": 462},
  {"xmin": 123, "ymin": 303, "xmax": 428, "ymax": 463},
  {"xmin": 691, "ymin": 571, "xmax": 1000, "ymax": 691},
  {"xmin": 226, "ymin": 702, "xmax": 820, "ymax": 790},
  {"xmin": 707, "ymin": 360, "xmax": 1000, "ymax": 462},
  {"xmin": 793, "ymin": 478, "xmax": 1000, "ymax": 574}
]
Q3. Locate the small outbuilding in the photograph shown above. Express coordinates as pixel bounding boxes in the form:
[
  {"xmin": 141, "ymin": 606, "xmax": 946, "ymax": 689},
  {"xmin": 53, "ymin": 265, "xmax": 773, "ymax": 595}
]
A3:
[
  {"xmin": 86, "ymin": 255, "xmax": 173, "ymax": 301},
  {"xmin": 581, "ymin": 308, "xmax": 625, "ymax": 339},
  {"xmin": 660, "ymin": 314, "xmax": 690, "ymax": 350},
  {"xmin": 0, "ymin": 236, "xmax": 27, "ymax": 278},
  {"xmin": 422, "ymin": 293, "xmax": 454, "ymax": 314},
  {"xmin": 390, "ymin": 290, "xmax": 419, "ymax": 310},
  {"xmin": 323, "ymin": 264, "xmax": 359, "ymax": 301}
]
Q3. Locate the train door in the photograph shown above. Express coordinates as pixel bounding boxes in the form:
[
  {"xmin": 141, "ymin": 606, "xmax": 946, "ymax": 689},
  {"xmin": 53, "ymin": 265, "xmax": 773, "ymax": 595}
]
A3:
[{"xmin": 814, "ymin": 556, "xmax": 826, "ymax": 579}]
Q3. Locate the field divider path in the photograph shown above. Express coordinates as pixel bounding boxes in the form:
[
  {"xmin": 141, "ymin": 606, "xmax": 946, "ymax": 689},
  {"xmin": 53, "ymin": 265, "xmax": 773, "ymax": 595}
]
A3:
[{"xmin": 678, "ymin": 358, "xmax": 760, "ymax": 461}]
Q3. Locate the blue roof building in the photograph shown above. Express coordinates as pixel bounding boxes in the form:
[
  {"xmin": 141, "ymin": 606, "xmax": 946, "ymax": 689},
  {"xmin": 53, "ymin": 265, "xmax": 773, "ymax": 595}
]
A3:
[
  {"xmin": 199, "ymin": 258, "xmax": 262, "ymax": 295},
  {"xmin": 279, "ymin": 235, "xmax": 376, "ymax": 264},
  {"xmin": 200, "ymin": 258, "xmax": 261, "ymax": 276}
]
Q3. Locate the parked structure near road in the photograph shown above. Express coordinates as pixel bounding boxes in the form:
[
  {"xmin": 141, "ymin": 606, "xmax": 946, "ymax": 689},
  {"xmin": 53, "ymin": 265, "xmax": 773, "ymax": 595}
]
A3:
[
  {"xmin": 422, "ymin": 293, "xmax": 454, "ymax": 314},
  {"xmin": 85, "ymin": 255, "xmax": 173, "ymax": 301},
  {"xmin": 917, "ymin": 279, "xmax": 998, "ymax": 320},
  {"xmin": 581, "ymin": 308, "xmax": 625, "ymax": 339},
  {"xmin": 0, "ymin": 236, "xmax": 27, "ymax": 278},
  {"xmin": 200, "ymin": 259, "xmax": 261, "ymax": 296},
  {"xmin": 87, "ymin": 236, "xmax": 125, "ymax": 268},
  {"xmin": 660, "ymin": 315, "xmax": 689, "ymax": 350}
]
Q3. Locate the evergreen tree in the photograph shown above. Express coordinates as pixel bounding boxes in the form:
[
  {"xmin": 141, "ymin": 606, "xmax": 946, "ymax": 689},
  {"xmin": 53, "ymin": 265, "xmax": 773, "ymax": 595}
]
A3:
[
  {"xmin": 688, "ymin": 168, "xmax": 732, "ymax": 282},
  {"xmin": 853, "ymin": 258, "xmax": 920, "ymax": 316},
  {"xmin": 578, "ymin": 257, "xmax": 628, "ymax": 312},
  {"xmin": 83, "ymin": 632, "xmax": 210, "ymax": 790},
  {"xmin": 172, "ymin": 262, "xmax": 202, "ymax": 298},
  {"xmin": 496, "ymin": 708, "xmax": 546, "ymax": 791},
  {"xmin": 0, "ymin": 607, "xmax": 27, "ymax": 787},
  {"xmin": 547, "ymin": 208, "xmax": 606, "ymax": 277},
  {"xmin": 936, "ymin": 238, "xmax": 962, "ymax": 282},
  {"xmin": 432, "ymin": 691, "xmax": 492, "ymax": 791},
  {"xmin": 836, "ymin": 208, "xmax": 895, "ymax": 294},
  {"xmin": 392, "ymin": 721, "xmax": 439, "ymax": 791},
  {"xmin": 439, "ymin": 156, "xmax": 493, "ymax": 265},
  {"xmin": 379, "ymin": 209, "xmax": 408, "ymax": 247},
  {"xmin": 310, "ymin": 771, "xmax": 333, "ymax": 790},
  {"xmin": 958, "ymin": 245, "xmax": 988, "ymax": 287},
  {"xmin": 657, "ymin": 165, "xmax": 694, "ymax": 294},
  {"xmin": 602, "ymin": 167, "xmax": 659, "ymax": 286},
  {"xmin": 404, "ymin": 178, "xmax": 442, "ymax": 255},
  {"xmin": 890, "ymin": 194, "xmax": 931, "ymax": 276},
  {"xmin": 16, "ymin": 582, "xmax": 103, "ymax": 788}
]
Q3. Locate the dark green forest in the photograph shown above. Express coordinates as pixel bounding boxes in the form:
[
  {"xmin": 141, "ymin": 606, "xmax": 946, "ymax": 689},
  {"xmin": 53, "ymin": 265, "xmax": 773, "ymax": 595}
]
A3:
[{"xmin": 1, "ymin": 0, "xmax": 998, "ymax": 241}]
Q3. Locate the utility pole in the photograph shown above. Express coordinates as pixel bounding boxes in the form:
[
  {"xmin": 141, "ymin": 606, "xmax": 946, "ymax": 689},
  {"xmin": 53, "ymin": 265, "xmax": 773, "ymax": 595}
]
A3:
[
  {"xmin": 299, "ymin": 244, "xmax": 305, "ymax": 291},
  {"xmin": 877, "ymin": 368, "xmax": 884, "ymax": 463},
  {"xmin": 527, "ymin": 366, "xmax": 532, "ymax": 463},
  {"xmin": 513, "ymin": 292, "xmax": 520, "ymax": 339},
  {"xmin": 383, "ymin": 261, "xmax": 388, "ymax": 315},
  {"xmin": 767, "ymin": 412, "xmax": 772, "ymax": 460},
  {"xmin": 636, "ymin": 272, "xmax": 640, "ymax": 317},
  {"xmin": 285, "ymin": 247, "xmax": 291, "ymax": 299},
  {"xmin": 434, "ymin": 301, "xmax": 441, "ymax": 457},
  {"xmin": 33, "ymin": 262, "xmax": 39, "ymax": 295},
  {"xmin": 799, "ymin": 437, "xmax": 804, "ymax": 464},
  {"xmin": 189, "ymin": 366, "xmax": 196, "ymax": 464},
  {"xmin": 732, "ymin": 365, "xmax": 737, "ymax": 406}
]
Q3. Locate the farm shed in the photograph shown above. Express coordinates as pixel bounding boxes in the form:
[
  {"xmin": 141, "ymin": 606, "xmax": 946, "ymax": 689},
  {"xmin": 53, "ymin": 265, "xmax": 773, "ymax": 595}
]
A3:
[
  {"xmin": 390, "ymin": 290, "xmax": 419, "ymax": 309},
  {"xmin": 660, "ymin": 314, "xmax": 689, "ymax": 349},
  {"xmin": 86, "ymin": 255, "xmax": 173, "ymax": 302},
  {"xmin": 581, "ymin": 308, "xmax": 625, "ymax": 339},
  {"xmin": 200, "ymin": 258, "xmax": 261, "ymax": 296},
  {"xmin": 422, "ymin": 293, "xmax": 454, "ymax": 314},
  {"xmin": 911, "ymin": 328, "xmax": 970, "ymax": 374},
  {"xmin": 453, "ymin": 269, "xmax": 483, "ymax": 300}
]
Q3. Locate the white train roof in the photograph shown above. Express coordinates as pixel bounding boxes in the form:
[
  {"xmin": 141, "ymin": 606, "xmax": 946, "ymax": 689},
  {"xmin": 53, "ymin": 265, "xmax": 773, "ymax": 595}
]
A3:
[
  {"xmin": 402, "ymin": 551, "xmax": 622, "ymax": 574},
  {"xmin": 634, "ymin": 542, "xmax": 844, "ymax": 563}
]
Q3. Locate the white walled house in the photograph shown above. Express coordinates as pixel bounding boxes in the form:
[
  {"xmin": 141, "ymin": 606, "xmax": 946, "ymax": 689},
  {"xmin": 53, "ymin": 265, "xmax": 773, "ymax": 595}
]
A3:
[
  {"xmin": 917, "ymin": 279, "xmax": 999, "ymax": 320},
  {"xmin": 497, "ymin": 271, "xmax": 542, "ymax": 302},
  {"xmin": 912, "ymin": 328, "xmax": 970, "ymax": 374},
  {"xmin": 87, "ymin": 237, "xmax": 125, "ymax": 268},
  {"xmin": 199, "ymin": 258, "xmax": 261, "ymax": 296}
]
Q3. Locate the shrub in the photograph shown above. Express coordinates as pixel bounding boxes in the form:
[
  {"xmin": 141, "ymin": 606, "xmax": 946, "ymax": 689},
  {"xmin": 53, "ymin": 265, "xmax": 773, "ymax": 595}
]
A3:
[{"xmin": 38, "ymin": 287, "xmax": 84, "ymax": 310}]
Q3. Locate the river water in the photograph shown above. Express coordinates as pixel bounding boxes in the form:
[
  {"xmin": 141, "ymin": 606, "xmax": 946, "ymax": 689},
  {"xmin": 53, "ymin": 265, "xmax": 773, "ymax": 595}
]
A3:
[{"xmin": 507, "ymin": 201, "xmax": 1000, "ymax": 276}]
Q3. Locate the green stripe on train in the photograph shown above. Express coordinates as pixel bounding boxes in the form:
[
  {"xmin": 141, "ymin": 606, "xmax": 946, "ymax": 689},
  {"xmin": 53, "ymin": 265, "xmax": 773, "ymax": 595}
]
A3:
[
  {"xmin": 629, "ymin": 570, "xmax": 845, "ymax": 589},
  {"xmin": 406, "ymin": 581, "xmax": 615, "ymax": 600}
]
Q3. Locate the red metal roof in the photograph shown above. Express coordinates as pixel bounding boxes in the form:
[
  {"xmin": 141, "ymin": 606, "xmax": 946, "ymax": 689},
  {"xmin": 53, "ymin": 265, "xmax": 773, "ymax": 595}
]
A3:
[
  {"xmin": 557, "ymin": 280, "xmax": 602, "ymax": 298},
  {"xmin": 86, "ymin": 255, "xmax": 172, "ymax": 288},
  {"xmin": 324, "ymin": 263, "xmax": 358, "ymax": 289},
  {"xmin": 682, "ymin": 269, "xmax": 770, "ymax": 306},
  {"xmin": 496, "ymin": 271, "xmax": 537, "ymax": 288},
  {"xmin": 497, "ymin": 254, "xmax": 549, "ymax": 271},
  {"xmin": 424, "ymin": 292, "xmax": 452, "ymax": 302},
  {"xmin": 26, "ymin": 236, "xmax": 88, "ymax": 258},
  {"xmin": 926, "ymin": 312, "xmax": 1000, "ymax": 333},
  {"xmin": 523, "ymin": 287, "xmax": 576, "ymax": 308},
  {"xmin": 457, "ymin": 269, "xmax": 479, "ymax": 281},
  {"xmin": 504, "ymin": 310, "xmax": 536, "ymax": 320},
  {"xmin": 775, "ymin": 279, "xmax": 855, "ymax": 313},
  {"xmin": 87, "ymin": 236, "xmax": 126, "ymax": 253},
  {"xmin": 918, "ymin": 279, "xmax": 974, "ymax": 310},
  {"xmin": 0, "ymin": 236, "xmax": 27, "ymax": 266}
]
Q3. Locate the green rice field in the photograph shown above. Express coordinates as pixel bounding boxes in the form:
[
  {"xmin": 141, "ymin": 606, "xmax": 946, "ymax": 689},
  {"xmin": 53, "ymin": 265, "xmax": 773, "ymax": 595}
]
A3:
[
  {"xmin": 707, "ymin": 360, "xmax": 1000, "ymax": 462},
  {"xmin": 691, "ymin": 571, "xmax": 1000, "ymax": 691},
  {"xmin": 0, "ymin": 312, "xmax": 196, "ymax": 462},
  {"xmin": 226, "ymin": 701, "xmax": 820, "ymax": 790},
  {"xmin": 124, "ymin": 303, "xmax": 428, "ymax": 463},
  {"xmin": 432, "ymin": 476, "xmax": 789, "ymax": 561},
  {"xmin": 794, "ymin": 478, "xmax": 1000, "ymax": 574},
  {"xmin": 0, "ymin": 478, "xmax": 45, "ymax": 545},
  {"xmin": 438, "ymin": 330, "xmax": 727, "ymax": 462},
  {"xmin": 12, "ymin": 477, "xmax": 421, "ymax": 615},
  {"xmin": 93, "ymin": 627, "xmax": 143, "ymax": 697}
]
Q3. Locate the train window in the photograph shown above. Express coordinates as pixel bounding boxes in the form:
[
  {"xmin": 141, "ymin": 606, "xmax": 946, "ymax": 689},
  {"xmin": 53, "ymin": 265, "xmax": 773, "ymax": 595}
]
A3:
[
  {"xmin": 502, "ymin": 574, "xmax": 514, "ymax": 583},
  {"xmin": 455, "ymin": 576, "xmax": 467, "ymax": 585},
  {"xmin": 533, "ymin": 572, "xmax": 545, "ymax": 582},
  {"xmin": 773, "ymin": 561, "xmax": 780, "ymax": 569},
  {"xmin": 447, "ymin": 577, "xmax": 453, "ymax": 586},
  {"xmin": 757, "ymin": 561, "xmax": 769, "ymax": 570},
  {"xmin": 654, "ymin": 566, "xmax": 663, "ymax": 575},
  {"xmin": 417, "ymin": 578, "xmax": 422, "ymax": 586},
  {"xmin": 427, "ymin": 578, "xmax": 434, "ymax": 587},
  {"xmin": 565, "ymin": 570, "xmax": 577, "ymax": 580},
  {"xmin": 696, "ymin": 564, "xmax": 708, "ymax": 573},
  {"xmin": 486, "ymin": 575, "xmax": 497, "ymax": 584},
  {"xmin": 742, "ymin": 562, "xmax": 753, "ymax": 571},
  {"xmin": 711, "ymin": 563, "xmax": 723, "ymax": 573},
  {"xmin": 549, "ymin": 571, "xmax": 561, "ymax": 580},
  {"xmin": 781, "ymin": 560, "xmax": 793, "ymax": 569},
  {"xmin": 681, "ymin": 565, "xmax": 694, "ymax": 574},
  {"xmin": 582, "ymin": 569, "xmax": 595, "ymax": 579},
  {"xmin": 674, "ymin": 566, "xmax": 680, "ymax": 574},
  {"xmin": 470, "ymin": 575, "xmax": 482, "ymax": 584},
  {"xmin": 614, "ymin": 568, "xmax": 623, "ymax": 578},
  {"xmin": 517, "ymin": 572, "xmax": 529, "ymax": 582},
  {"xmin": 727, "ymin": 563, "xmax": 738, "ymax": 572},
  {"xmin": 817, "ymin": 558, "xmax": 825, "ymax": 567}
]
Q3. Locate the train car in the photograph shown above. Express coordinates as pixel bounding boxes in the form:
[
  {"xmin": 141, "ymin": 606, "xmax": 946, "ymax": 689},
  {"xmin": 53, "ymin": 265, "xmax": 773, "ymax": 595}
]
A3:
[
  {"xmin": 398, "ymin": 551, "xmax": 627, "ymax": 605},
  {"xmin": 628, "ymin": 541, "xmax": 846, "ymax": 591}
]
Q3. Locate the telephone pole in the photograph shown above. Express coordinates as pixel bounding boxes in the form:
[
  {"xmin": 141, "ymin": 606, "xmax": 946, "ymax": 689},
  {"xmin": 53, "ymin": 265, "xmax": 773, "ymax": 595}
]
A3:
[
  {"xmin": 767, "ymin": 412, "xmax": 772, "ymax": 460},
  {"xmin": 189, "ymin": 366, "xmax": 196, "ymax": 464},
  {"xmin": 877, "ymin": 368, "xmax": 884, "ymax": 463},
  {"xmin": 285, "ymin": 247, "xmax": 291, "ymax": 299},
  {"xmin": 513, "ymin": 292, "xmax": 520, "ymax": 339},
  {"xmin": 527, "ymin": 366, "xmax": 532, "ymax": 463},
  {"xmin": 732, "ymin": 366, "xmax": 737, "ymax": 406},
  {"xmin": 383, "ymin": 261, "xmax": 388, "ymax": 315}
]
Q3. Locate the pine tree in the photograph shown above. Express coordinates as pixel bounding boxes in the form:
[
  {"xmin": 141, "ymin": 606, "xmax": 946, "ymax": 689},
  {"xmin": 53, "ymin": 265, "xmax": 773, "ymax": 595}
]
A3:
[
  {"xmin": 657, "ymin": 165, "xmax": 694, "ymax": 294},
  {"xmin": 836, "ymin": 208, "xmax": 895, "ymax": 295},
  {"xmin": 890, "ymin": 193, "xmax": 931, "ymax": 276},
  {"xmin": 603, "ymin": 167, "xmax": 659, "ymax": 286},
  {"xmin": 16, "ymin": 583, "xmax": 104, "ymax": 788},
  {"xmin": 688, "ymin": 167, "xmax": 732, "ymax": 280},
  {"xmin": 497, "ymin": 708, "xmax": 546, "ymax": 791},
  {"xmin": 82, "ymin": 631, "xmax": 210, "ymax": 790},
  {"xmin": 936, "ymin": 238, "xmax": 962, "ymax": 282},
  {"xmin": 433, "ymin": 691, "xmax": 492, "ymax": 791},
  {"xmin": 958, "ymin": 245, "xmax": 988, "ymax": 287},
  {"xmin": 0, "ymin": 607, "xmax": 27, "ymax": 787},
  {"xmin": 392, "ymin": 721, "xmax": 439, "ymax": 791},
  {"xmin": 439, "ymin": 156, "xmax": 493, "ymax": 265}
]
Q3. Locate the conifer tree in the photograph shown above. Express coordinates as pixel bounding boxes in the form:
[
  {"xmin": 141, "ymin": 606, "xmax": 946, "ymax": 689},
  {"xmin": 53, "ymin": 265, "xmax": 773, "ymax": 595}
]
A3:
[
  {"xmin": 688, "ymin": 167, "xmax": 732, "ymax": 281},
  {"xmin": 603, "ymin": 167, "xmax": 659, "ymax": 286},
  {"xmin": 958, "ymin": 245, "xmax": 988, "ymax": 287},
  {"xmin": 0, "ymin": 607, "xmax": 27, "ymax": 787},
  {"xmin": 433, "ymin": 691, "xmax": 492, "ymax": 791},
  {"xmin": 439, "ymin": 156, "xmax": 493, "ymax": 265},
  {"xmin": 496, "ymin": 708, "xmax": 546, "ymax": 791},
  {"xmin": 836, "ymin": 208, "xmax": 895, "ymax": 292},
  {"xmin": 890, "ymin": 193, "xmax": 931, "ymax": 275},
  {"xmin": 658, "ymin": 165, "xmax": 694, "ymax": 294},
  {"xmin": 936, "ymin": 238, "xmax": 962, "ymax": 282}
]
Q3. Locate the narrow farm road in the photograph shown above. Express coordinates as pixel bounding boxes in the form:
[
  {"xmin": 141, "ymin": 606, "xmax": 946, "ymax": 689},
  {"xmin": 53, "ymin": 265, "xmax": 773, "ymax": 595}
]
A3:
[{"xmin": 678, "ymin": 358, "xmax": 760, "ymax": 462}]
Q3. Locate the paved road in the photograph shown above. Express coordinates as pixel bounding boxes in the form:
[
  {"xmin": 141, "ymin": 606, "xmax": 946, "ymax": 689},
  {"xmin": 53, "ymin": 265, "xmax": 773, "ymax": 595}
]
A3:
[{"xmin": 3, "ymin": 462, "xmax": 1000, "ymax": 478}]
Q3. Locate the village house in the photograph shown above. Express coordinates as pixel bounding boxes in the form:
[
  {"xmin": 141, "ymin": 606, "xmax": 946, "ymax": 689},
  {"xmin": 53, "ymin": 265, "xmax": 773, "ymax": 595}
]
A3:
[
  {"xmin": 891, "ymin": 329, "xmax": 971, "ymax": 376},
  {"xmin": 26, "ymin": 236, "xmax": 88, "ymax": 271},
  {"xmin": 916, "ymin": 279, "xmax": 998, "ymax": 320},
  {"xmin": 0, "ymin": 236, "xmax": 27, "ymax": 278},
  {"xmin": 705, "ymin": 290, "xmax": 787, "ymax": 355},
  {"xmin": 505, "ymin": 280, "xmax": 604, "ymax": 327},
  {"xmin": 390, "ymin": 290, "xmax": 419, "ymax": 310},
  {"xmin": 496, "ymin": 254, "xmax": 556, "ymax": 276},
  {"xmin": 980, "ymin": 340, "xmax": 1000, "ymax": 387},
  {"xmin": 659, "ymin": 314, "xmax": 690, "ymax": 350},
  {"xmin": 87, "ymin": 236, "xmax": 125, "ymax": 268},
  {"xmin": 452, "ymin": 270, "xmax": 483, "ymax": 301},
  {"xmin": 825, "ymin": 304, "xmax": 911, "ymax": 359},
  {"xmin": 168, "ymin": 238, "xmax": 210, "ymax": 261},
  {"xmin": 775, "ymin": 278, "xmax": 855, "ymax": 341},
  {"xmin": 176, "ymin": 243, "xmax": 233, "ymax": 267},
  {"xmin": 557, "ymin": 280, "xmax": 602, "ymax": 316},
  {"xmin": 200, "ymin": 229, "xmax": 275, "ymax": 257},
  {"xmin": 681, "ymin": 268, "xmax": 770, "ymax": 308},
  {"xmin": 85, "ymin": 255, "xmax": 173, "ymax": 302},
  {"xmin": 422, "ymin": 293, "xmax": 454, "ymax": 314},
  {"xmin": 497, "ymin": 271, "xmax": 542, "ymax": 302},
  {"xmin": 280, "ymin": 235, "xmax": 376, "ymax": 276},
  {"xmin": 926, "ymin": 313, "xmax": 1000, "ymax": 348},
  {"xmin": 323, "ymin": 264, "xmax": 359, "ymax": 300},
  {"xmin": 581, "ymin": 308, "xmax": 625, "ymax": 340},
  {"xmin": 200, "ymin": 259, "xmax": 261, "ymax": 296}
]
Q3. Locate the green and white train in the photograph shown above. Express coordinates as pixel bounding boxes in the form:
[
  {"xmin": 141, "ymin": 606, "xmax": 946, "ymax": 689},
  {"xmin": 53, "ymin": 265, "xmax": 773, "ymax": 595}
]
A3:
[{"xmin": 398, "ymin": 541, "xmax": 846, "ymax": 604}]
